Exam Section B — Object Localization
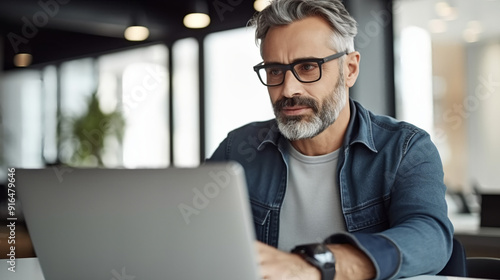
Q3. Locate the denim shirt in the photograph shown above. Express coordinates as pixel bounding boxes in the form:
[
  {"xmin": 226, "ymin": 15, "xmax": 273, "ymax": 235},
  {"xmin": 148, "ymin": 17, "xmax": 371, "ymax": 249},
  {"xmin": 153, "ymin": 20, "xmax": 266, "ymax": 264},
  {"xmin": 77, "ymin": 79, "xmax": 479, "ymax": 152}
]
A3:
[{"xmin": 208, "ymin": 99, "xmax": 453, "ymax": 280}]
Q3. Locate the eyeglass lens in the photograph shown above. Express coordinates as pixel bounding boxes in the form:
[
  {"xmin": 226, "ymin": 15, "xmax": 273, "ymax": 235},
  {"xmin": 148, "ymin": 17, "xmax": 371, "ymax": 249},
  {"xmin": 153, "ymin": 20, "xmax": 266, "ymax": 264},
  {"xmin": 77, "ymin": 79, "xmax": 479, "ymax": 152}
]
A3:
[{"xmin": 258, "ymin": 61, "xmax": 321, "ymax": 86}]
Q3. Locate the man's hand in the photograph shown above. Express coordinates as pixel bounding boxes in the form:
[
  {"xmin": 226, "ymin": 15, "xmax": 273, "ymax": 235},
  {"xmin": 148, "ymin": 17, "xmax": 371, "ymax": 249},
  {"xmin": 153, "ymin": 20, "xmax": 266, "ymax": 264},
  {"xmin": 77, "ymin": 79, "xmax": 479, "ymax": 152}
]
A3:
[
  {"xmin": 256, "ymin": 241, "xmax": 376, "ymax": 280},
  {"xmin": 326, "ymin": 244, "xmax": 375, "ymax": 280},
  {"xmin": 256, "ymin": 241, "xmax": 321, "ymax": 280}
]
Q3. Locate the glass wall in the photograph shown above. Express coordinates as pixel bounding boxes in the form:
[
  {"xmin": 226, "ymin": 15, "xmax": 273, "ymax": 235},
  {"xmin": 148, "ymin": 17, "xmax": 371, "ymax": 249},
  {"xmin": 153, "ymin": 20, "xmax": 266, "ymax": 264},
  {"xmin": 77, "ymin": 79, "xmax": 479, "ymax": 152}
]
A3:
[{"xmin": 394, "ymin": 0, "xmax": 500, "ymax": 193}]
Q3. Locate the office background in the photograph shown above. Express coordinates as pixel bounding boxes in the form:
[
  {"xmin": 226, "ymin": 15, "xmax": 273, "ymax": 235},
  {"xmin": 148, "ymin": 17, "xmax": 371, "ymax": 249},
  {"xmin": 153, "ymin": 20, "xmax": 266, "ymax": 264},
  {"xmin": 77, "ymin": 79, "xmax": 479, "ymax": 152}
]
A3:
[{"xmin": 0, "ymin": 0, "xmax": 499, "ymax": 251}]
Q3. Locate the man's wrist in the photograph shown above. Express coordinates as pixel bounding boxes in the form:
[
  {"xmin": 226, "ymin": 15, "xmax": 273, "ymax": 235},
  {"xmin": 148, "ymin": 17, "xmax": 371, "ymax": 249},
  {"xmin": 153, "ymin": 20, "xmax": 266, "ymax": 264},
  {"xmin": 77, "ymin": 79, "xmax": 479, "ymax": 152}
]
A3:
[
  {"xmin": 291, "ymin": 243, "xmax": 336, "ymax": 280},
  {"xmin": 290, "ymin": 253, "xmax": 322, "ymax": 280}
]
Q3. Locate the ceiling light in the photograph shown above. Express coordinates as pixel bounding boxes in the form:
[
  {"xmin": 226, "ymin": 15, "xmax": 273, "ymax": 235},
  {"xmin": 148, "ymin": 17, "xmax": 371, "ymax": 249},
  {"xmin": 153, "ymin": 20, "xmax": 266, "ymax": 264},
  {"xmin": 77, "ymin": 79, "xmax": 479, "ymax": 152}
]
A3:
[
  {"xmin": 183, "ymin": 13, "xmax": 211, "ymax": 29},
  {"xmin": 463, "ymin": 29, "xmax": 480, "ymax": 43},
  {"xmin": 184, "ymin": 0, "xmax": 211, "ymax": 29},
  {"xmin": 462, "ymin": 21, "xmax": 483, "ymax": 43},
  {"xmin": 124, "ymin": 25, "xmax": 150, "ymax": 41},
  {"xmin": 254, "ymin": 0, "xmax": 271, "ymax": 12},
  {"xmin": 435, "ymin": 1, "xmax": 458, "ymax": 20},
  {"xmin": 14, "ymin": 53, "xmax": 33, "ymax": 67}
]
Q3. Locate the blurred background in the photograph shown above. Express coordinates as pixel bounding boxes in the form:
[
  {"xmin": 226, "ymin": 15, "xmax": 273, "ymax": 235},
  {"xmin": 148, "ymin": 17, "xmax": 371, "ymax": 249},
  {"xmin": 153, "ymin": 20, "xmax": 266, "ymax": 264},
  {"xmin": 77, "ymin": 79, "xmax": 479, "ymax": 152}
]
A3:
[{"xmin": 0, "ymin": 0, "xmax": 499, "ymax": 257}]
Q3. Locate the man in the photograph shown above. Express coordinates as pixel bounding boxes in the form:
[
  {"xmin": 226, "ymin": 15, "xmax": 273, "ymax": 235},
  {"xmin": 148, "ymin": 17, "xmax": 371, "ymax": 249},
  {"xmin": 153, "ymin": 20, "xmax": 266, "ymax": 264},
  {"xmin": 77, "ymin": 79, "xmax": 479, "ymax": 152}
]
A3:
[{"xmin": 209, "ymin": 0, "xmax": 453, "ymax": 279}]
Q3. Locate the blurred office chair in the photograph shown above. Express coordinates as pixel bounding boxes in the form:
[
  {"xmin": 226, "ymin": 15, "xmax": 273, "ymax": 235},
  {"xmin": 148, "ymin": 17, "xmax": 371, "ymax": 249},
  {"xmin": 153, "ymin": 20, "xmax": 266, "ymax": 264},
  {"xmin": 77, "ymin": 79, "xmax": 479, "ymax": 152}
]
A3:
[
  {"xmin": 467, "ymin": 257, "xmax": 500, "ymax": 279},
  {"xmin": 437, "ymin": 238, "xmax": 467, "ymax": 277}
]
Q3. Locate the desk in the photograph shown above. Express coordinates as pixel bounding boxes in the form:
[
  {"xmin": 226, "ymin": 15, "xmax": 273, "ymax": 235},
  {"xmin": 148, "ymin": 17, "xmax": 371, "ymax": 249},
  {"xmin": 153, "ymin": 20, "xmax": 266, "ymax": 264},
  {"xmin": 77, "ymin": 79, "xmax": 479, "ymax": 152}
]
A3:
[
  {"xmin": 0, "ymin": 221, "xmax": 36, "ymax": 258},
  {"xmin": 450, "ymin": 213, "xmax": 500, "ymax": 258},
  {"xmin": 0, "ymin": 258, "xmax": 491, "ymax": 280}
]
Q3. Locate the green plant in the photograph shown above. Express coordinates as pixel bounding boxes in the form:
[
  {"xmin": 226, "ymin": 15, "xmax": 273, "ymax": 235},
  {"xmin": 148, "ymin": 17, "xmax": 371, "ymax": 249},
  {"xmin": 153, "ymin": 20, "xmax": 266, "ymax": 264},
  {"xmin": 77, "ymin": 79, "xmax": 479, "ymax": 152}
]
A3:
[{"xmin": 61, "ymin": 92, "xmax": 125, "ymax": 166}]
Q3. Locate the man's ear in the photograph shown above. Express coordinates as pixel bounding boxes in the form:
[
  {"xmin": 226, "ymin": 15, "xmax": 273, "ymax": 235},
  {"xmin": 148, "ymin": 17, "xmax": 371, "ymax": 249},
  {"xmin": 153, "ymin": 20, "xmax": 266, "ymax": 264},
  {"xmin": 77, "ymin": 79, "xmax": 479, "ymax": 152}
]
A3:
[{"xmin": 345, "ymin": 51, "xmax": 361, "ymax": 88}]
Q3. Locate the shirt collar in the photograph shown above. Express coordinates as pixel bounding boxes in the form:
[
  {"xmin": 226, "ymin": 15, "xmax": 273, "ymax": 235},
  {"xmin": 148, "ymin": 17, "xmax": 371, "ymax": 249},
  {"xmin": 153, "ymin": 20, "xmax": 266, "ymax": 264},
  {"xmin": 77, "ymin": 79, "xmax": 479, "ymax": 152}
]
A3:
[
  {"xmin": 257, "ymin": 120, "xmax": 282, "ymax": 151},
  {"xmin": 344, "ymin": 98, "xmax": 378, "ymax": 153}
]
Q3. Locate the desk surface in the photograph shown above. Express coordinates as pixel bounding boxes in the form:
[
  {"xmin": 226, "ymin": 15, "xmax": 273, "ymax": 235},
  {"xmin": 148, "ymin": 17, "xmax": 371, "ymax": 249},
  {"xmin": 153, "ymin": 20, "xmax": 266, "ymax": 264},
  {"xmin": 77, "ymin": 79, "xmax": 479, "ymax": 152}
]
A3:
[
  {"xmin": 449, "ymin": 213, "xmax": 500, "ymax": 258},
  {"xmin": 449, "ymin": 213, "xmax": 500, "ymax": 235},
  {"xmin": 0, "ymin": 258, "xmax": 492, "ymax": 280}
]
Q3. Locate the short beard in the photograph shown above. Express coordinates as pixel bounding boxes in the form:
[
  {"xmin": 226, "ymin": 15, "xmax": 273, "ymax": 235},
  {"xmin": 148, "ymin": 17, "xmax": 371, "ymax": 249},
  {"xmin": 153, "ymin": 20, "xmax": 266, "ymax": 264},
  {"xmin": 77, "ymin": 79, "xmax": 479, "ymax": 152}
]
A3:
[{"xmin": 273, "ymin": 70, "xmax": 346, "ymax": 141}]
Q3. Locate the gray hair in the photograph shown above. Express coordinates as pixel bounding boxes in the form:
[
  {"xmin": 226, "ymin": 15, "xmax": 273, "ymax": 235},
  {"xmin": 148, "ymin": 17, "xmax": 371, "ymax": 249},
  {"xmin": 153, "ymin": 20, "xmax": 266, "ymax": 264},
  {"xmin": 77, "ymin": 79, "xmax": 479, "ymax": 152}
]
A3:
[{"xmin": 249, "ymin": 0, "xmax": 358, "ymax": 55}]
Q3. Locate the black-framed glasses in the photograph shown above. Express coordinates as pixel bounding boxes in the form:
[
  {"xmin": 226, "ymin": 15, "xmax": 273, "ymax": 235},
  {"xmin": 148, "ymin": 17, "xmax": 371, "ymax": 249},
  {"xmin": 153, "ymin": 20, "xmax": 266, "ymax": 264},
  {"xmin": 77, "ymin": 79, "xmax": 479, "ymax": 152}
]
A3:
[{"xmin": 253, "ymin": 51, "xmax": 348, "ymax": 87}]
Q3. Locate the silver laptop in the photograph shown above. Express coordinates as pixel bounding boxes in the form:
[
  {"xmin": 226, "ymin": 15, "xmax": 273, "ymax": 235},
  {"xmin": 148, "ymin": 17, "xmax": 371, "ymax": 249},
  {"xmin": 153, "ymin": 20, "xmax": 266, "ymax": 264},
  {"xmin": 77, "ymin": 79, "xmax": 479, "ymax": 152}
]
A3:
[{"xmin": 17, "ymin": 162, "xmax": 259, "ymax": 280}]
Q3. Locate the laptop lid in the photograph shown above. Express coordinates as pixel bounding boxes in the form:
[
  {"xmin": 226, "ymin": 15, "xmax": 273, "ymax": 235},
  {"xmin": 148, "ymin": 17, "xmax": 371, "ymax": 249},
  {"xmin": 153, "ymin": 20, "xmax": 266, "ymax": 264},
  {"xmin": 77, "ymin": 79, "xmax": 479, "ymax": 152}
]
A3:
[{"xmin": 17, "ymin": 162, "xmax": 259, "ymax": 280}]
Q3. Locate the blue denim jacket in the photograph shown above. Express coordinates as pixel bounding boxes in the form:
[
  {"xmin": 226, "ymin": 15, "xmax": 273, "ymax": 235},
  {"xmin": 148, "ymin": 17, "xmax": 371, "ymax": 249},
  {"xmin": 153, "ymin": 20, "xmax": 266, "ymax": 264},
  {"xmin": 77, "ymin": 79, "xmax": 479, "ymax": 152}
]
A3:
[{"xmin": 208, "ymin": 99, "xmax": 453, "ymax": 279}]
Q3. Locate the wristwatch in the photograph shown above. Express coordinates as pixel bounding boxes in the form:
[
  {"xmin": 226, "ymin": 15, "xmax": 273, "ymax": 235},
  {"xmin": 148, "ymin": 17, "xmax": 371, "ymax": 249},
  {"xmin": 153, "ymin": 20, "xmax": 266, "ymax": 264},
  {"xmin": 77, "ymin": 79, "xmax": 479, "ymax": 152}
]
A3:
[{"xmin": 291, "ymin": 243, "xmax": 336, "ymax": 280}]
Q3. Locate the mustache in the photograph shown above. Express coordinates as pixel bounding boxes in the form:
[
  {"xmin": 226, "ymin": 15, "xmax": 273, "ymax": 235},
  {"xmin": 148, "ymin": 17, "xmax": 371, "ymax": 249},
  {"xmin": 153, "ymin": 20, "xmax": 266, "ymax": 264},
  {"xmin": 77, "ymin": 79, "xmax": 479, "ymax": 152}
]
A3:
[{"xmin": 273, "ymin": 96, "xmax": 319, "ymax": 113}]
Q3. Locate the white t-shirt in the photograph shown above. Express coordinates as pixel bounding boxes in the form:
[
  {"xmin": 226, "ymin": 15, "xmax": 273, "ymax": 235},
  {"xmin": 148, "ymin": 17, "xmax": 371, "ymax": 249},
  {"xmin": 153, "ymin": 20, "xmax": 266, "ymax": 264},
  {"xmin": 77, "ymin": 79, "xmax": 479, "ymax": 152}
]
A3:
[{"xmin": 277, "ymin": 142, "xmax": 347, "ymax": 252}]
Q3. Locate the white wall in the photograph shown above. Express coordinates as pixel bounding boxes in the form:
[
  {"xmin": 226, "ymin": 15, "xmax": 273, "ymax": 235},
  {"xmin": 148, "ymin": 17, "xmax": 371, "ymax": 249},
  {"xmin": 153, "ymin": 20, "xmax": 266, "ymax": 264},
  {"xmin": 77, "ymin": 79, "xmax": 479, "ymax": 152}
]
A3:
[{"xmin": 467, "ymin": 41, "xmax": 500, "ymax": 192}]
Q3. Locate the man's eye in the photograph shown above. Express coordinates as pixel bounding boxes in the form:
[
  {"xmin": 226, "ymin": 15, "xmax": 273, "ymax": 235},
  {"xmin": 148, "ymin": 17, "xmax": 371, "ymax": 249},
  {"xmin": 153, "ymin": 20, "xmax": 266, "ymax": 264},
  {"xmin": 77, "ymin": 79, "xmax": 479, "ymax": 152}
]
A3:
[
  {"xmin": 268, "ymin": 68, "xmax": 283, "ymax": 76},
  {"xmin": 299, "ymin": 63, "xmax": 317, "ymax": 71}
]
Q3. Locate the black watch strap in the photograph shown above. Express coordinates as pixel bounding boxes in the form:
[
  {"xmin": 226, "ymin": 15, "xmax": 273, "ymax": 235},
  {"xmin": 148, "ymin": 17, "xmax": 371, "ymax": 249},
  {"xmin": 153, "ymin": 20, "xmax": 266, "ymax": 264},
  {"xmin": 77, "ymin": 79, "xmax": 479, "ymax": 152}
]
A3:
[{"xmin": 291, "ymin": 243, "xmax": 336, "ymax": 280}]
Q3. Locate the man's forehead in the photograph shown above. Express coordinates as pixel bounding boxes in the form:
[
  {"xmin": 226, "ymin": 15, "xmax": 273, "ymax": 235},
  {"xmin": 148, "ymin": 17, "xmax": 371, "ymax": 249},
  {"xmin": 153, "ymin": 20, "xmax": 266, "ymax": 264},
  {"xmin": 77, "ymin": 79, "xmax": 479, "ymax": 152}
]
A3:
[{"xmin": 262, "ymin": 16, "xmax": 335, "ymax": 61}]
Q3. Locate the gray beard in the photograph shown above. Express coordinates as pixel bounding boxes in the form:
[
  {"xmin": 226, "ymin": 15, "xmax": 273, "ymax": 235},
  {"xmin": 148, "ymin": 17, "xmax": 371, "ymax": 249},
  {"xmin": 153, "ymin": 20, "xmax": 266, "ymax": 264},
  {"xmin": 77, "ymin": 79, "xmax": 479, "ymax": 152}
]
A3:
[{"xmin": 274, "ymin": 74, "xmax": 346, "ymax": 141}]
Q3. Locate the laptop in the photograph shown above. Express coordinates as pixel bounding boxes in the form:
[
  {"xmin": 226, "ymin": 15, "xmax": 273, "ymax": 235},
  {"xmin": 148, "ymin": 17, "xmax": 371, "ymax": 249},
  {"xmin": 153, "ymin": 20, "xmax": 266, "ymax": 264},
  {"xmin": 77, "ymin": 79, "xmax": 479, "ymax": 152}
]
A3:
[{"xmin": 17, "ymin": 162, "xmax": 260, "ymax": 280}]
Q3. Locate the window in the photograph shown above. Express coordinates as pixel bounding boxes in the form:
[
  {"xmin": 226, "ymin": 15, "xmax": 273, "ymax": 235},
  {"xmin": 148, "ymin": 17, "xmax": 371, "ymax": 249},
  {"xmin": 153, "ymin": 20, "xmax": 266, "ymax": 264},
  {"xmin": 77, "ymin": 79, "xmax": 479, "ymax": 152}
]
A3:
[
  {"xmin": 0, "ymin": 69, "xmax": 44, "ymax": 173},
  {"xmin": 204, "ymin": 27, "xmax": 275, "ymax": 158},
  {"xmin": 59, "ymin": 58, "xmax": 98, "ymax": 166},
  {"xmin": 53, "ymin": 44, "xmax": 169, "ymax": 168},
  {"xmin": 99, "ymin": 44, "xmax": 169, "ymax": 168},
  {"xmin": 173, "ymin": 38, "xmax": 200, "ymax": 167},
  {"xmin": 42, "ymin": 65, "xmax": 58, "ymax": 164}
]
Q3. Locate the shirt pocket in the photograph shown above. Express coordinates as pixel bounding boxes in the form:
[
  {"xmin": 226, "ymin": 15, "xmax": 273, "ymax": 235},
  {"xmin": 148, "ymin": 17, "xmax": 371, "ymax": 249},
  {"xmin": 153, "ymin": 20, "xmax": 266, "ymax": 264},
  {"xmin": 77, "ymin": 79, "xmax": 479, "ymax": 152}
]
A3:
[
  {"xmin": 343, "ymin": 198, "xmax": 390, "ymax": 232},
  {"xmin": 250, "ymin": 200, "xmax": 271, "ymax": 243}
]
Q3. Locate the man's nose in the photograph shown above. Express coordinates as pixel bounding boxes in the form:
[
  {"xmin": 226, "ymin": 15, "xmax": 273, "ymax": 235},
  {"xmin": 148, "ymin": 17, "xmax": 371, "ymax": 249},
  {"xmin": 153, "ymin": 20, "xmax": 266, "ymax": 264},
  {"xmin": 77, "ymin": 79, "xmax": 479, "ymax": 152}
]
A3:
[{"xmin": 280, "ymin": 70, "xmax": 302, "ymax": 98}]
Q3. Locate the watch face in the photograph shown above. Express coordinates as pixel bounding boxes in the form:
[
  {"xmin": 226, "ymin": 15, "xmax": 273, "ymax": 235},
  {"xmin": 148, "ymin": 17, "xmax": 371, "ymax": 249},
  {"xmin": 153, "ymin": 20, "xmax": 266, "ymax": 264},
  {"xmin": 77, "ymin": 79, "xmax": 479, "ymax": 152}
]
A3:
[
  {"xmin": 313, "ymin": 244, "xmax": 335, "ymax": 264},
  {"xmin": 315, "ymin": 248, "xmax": 335, "ymax": 264},
  {"xmin": 294, "ymin": 243, "xmax": 335, "ymax": 264}
]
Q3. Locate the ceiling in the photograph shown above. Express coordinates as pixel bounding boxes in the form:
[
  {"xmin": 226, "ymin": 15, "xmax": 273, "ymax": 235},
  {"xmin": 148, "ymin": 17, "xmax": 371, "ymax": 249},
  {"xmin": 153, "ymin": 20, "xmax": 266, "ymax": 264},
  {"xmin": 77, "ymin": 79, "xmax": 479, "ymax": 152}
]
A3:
[{"xmin": 0, "ymin": 0, "xmax": 257, "ymax": 70}]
